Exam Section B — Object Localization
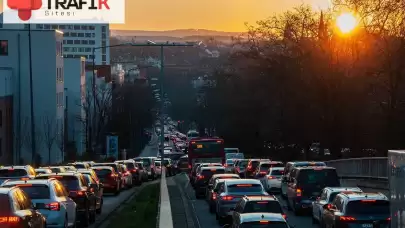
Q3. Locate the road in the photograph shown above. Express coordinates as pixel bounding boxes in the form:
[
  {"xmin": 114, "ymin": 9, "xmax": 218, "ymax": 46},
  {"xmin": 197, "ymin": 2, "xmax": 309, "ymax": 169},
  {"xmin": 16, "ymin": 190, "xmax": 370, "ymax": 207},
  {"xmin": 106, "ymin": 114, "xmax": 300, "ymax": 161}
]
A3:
[
  {"xmin": 90, "ymin": 141, "xmax": 159, "ymax": 227},
  {"xmin": 172, "ymin": 173, "xmax": 320, "ymax": 228}
]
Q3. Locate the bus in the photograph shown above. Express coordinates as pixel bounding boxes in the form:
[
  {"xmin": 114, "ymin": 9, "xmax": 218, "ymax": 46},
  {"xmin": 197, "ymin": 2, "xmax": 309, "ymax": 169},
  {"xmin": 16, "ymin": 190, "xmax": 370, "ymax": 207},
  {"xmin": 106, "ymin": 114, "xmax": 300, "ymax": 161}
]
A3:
[{"xmin": 187, "ymin": 138, "xmax": 225, "ymax": 169}]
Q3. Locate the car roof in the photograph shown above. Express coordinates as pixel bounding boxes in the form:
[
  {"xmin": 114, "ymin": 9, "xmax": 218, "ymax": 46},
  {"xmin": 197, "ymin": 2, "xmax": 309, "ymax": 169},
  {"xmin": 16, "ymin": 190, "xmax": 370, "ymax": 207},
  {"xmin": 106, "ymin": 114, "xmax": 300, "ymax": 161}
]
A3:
[
  {"xmin": 212, "ymin": 174, "xmax": 239, "ymax": 178},
  {"xmin": 77, "ymin": 169, "xmax": 94, "ymax": 173},
  {"xmin": 201, "ymin": 166, "xmax": 225, "ymax": 171},
  {"xmin": 38, "ymin": 172, "xmax": 80, "ymax": 177},
  {"xmin": 1, "ymin": 166, "xmax": 30, "ymax": 170},
  {"xmin": 243, "ymin": 195, "xmax": 277, "ymax": 202},
  {"xmin": 224, "ymin": 179, "xmax": 261, "ymax": 185},
  {"xmin": 0, "ymin": 187, "xmax": 14, "ymax": 194},
  {"xmin": 35, "ymin": 168, "xmax": 51, "ymax": 170},
  {"xmin": 91, "ymin": 166, "xmax": 114, "ymax": 170},
  {"xmin": 293, "ymin": 161, "xmax": 326, "ymax": 166},
  {"xmin": 339, "ymin": 192, "xmax": 388, "ymax": 201},
  {"xmin": 3, "ymin": 179, "xmax": 54, "ymax": 185},
  {"xmin": 295, "ymin": 166, "xmax": 335, "ymax": 170},
  {"xmin": 239, "ymin": 213, "xmax": 286, "ymax": 223},
  {"xmin": 325, "ymin": 187, "xmax": 363, "ymax": 192}
]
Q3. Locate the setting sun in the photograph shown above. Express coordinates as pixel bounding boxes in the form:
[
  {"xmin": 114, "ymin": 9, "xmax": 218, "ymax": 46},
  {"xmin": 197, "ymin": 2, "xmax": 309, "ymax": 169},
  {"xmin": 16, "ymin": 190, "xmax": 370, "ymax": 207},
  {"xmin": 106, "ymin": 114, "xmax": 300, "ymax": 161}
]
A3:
[{"xmin": 336, "ymin": 12, "xmax": 358, "ymax": 34}]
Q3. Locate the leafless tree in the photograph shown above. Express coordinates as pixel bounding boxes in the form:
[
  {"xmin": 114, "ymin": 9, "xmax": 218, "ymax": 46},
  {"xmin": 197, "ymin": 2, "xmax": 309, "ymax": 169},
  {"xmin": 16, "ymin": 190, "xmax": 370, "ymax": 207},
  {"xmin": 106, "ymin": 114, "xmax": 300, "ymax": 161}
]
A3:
[
  {"xmin": 42, "ymin": 115, "xmax": 59, "ymax": 165},
  {"xmin": 13, "ymin": 117, "xmax": 30, "ymax": 164},
  {"xmin": 22, "ymin": 119, "xmax": 43, "ymax": 164}
]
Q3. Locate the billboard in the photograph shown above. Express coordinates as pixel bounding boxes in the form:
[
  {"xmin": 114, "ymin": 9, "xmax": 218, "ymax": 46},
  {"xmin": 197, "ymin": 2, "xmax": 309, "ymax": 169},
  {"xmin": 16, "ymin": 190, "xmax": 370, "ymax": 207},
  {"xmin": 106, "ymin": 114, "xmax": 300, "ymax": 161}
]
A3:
[{"xmin": 106, "ymin": 135, "xmax": 119, "ymax": 158}]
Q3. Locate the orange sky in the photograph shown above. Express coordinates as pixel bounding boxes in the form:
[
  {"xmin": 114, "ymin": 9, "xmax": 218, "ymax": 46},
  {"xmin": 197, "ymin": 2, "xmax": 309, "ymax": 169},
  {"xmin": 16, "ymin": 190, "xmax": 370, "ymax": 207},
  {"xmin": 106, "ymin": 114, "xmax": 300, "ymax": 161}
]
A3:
[{"xmin": 0, "ymin": 0, "xmax": 331, "ymax": 31}]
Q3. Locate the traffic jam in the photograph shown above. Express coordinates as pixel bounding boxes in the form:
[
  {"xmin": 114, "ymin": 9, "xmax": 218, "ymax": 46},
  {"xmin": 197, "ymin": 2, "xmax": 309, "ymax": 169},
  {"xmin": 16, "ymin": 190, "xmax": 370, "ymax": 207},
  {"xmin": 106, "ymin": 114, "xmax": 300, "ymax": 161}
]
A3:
[
  {"xmin": 179, "ymin": 131, "xmax": 391, "ymax": 228},
  {"xmin": 0, "ymin": 157, "xmax": 169, "ymax": 228}
]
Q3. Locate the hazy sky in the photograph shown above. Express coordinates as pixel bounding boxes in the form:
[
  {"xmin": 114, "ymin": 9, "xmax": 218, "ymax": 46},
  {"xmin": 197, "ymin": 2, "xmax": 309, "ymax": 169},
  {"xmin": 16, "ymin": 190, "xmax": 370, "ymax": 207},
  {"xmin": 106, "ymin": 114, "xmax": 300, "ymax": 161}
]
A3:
[{"xmin": 0, "ymin": 0, "xmax": 330, "ymax": 31}]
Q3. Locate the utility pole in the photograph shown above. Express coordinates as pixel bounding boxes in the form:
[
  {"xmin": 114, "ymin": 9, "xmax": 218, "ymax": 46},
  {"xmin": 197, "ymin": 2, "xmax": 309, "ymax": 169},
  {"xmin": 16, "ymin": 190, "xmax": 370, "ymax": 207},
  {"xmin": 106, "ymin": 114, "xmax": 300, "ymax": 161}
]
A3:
[
  {"xmin": 28, "ymin": 23, "xmax": 36, "ymax": 163},
  {"xmin": 159, "ymin": 45, "xmax": 165, "ymax": 169}
]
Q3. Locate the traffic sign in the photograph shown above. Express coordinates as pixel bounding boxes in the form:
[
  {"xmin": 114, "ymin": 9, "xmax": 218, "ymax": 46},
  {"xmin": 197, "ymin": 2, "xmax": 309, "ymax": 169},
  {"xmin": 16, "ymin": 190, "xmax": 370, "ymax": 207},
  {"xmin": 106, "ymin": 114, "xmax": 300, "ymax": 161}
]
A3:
[{"xmin": 106, "ymin": 135, "xmax": 119, "ymax": 158}]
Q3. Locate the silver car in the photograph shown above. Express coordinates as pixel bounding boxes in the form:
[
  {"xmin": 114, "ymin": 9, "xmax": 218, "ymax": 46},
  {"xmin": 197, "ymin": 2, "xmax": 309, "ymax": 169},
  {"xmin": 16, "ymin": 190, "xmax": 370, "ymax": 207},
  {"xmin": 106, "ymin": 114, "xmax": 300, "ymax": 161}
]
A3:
[{"xmin": 215, "ymin": 179, "xmax": 269, "ymax": 225}]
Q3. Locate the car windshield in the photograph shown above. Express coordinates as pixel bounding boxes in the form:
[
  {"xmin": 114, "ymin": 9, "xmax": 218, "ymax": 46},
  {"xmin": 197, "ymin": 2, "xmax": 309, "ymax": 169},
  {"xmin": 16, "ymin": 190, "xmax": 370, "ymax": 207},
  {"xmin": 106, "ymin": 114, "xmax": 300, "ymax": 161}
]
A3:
[
  {"xmin": 251, "ymin": 161, "xmax": 260, "ymax": 168},
  {"xmin": 243, "ymin": 201, "xmax": 283, "ymax": 213},
  {"xmin": 94, "ymin": 169, "xmax": 112, "ymax": 177},
  {"xmin": 227, "ymin": 184, "xmax": 263, "ymax": 193},
  {"xmin": 201, "ymin": 169, "xmax": 225, "ymax": 177},
  {"xmin": 346, "ymin": 200, "xmax": 389, "ymax": 215},
  {"xmin": 11, "ymin": 185, "xmax": 50, "ymax": 199},
  {"xmin": 238, "ymin": 161, "xmax": 248, "ymax": 168},
  {"xmin": 0, "ymin": 169, "xmax": 27, "ymax": 177},
  {"xmin": 297, "ymin": 169, "xmax": 339, "ymax": 186},
  {"xmin": 260, "ymin": 164, "xmax": 271, "ymax": 171},
  {"xmin": 226, "ymin": 160, "xmax": 234, "ymax": 164},
  {"xmin": 36, "ymin": 170, "xmax": 50, "ymax": 174},
  {"xmin": 240, "ymin": 222, "xmax": 289, "ymax": 228}
]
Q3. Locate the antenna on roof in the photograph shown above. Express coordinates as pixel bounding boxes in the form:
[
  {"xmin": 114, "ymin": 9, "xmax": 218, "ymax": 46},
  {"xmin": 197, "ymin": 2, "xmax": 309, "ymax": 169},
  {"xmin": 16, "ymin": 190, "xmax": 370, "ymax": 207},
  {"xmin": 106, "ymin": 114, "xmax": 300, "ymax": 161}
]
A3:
[{"xmin": 261, "ymin": 214, "xmax": 264, "ymax": 219}]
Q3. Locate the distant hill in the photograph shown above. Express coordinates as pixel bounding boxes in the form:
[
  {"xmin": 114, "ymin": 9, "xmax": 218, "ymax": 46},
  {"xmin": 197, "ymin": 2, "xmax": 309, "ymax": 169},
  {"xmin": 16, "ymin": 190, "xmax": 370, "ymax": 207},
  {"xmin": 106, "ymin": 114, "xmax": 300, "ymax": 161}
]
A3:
[{"xmin": 110, "ymin": 29, "xmax": 242, "ymax": 38}]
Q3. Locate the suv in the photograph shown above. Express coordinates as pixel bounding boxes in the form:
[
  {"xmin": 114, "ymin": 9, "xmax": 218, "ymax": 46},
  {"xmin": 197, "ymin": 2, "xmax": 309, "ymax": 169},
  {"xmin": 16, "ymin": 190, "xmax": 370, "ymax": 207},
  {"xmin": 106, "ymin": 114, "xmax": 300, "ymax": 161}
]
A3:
[
  {"xmin": 0, "ymin": 165, "xmax": 36, "ymax": 184},
  {"xmin": 286, "ymin": 166, "xmax": 340, "ymax": 215},
  {"xmin": 281, "ymin": 161, "xmax": 326, "ymax": 198},
  {"xmin": 35, "ymin": 172, "xmax": 98, "ymax": 226},
  {"xmin": 231, "ymin": 196, "xmax": 286, "ymax": 221},
  {"xmin": 134, "ymin": 157, "xmax": 157, "ymax": 180},
  {"xmin": 321, "ymin": 192, "xmax": 390, "ymax": 228}
]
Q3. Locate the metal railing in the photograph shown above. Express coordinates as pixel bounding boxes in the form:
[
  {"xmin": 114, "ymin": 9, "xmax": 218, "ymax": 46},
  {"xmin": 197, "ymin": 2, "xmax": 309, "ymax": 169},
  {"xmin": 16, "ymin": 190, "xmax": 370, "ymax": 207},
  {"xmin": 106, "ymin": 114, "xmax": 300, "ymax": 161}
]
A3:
[{"xmin": 324, "ymin": 157, "xmax": 388, "ymax": 180}]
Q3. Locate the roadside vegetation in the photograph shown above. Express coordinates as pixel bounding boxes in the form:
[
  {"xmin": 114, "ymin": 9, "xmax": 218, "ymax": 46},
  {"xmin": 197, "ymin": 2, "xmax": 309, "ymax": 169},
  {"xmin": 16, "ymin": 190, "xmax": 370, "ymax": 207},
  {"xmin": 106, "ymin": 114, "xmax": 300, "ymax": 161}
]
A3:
[{"xmin": 109, "ymin": 183, "xmax": 160, "ymax": 228}]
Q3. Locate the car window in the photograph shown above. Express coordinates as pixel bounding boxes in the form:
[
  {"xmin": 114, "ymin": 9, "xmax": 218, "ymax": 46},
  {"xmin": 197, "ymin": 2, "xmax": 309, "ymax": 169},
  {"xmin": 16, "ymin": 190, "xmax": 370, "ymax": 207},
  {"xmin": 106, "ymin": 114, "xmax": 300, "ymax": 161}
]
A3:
[
  {"xmin": 36, "ymin": 175, "xmax": 80, "ymax": 191},
  {"xmin": 94, "ymin": 168, "xmax": 112, "ymax": 177},
  {"xmin": 269, "ymin": 169, "xmax": 284, "ymax": 176},
  {"xmin": 0, "ymin": 169, "xmax": 28, "ymax": 177},
  {"xmin": 346, "ymin": 200, "xmax": 389, "ymax": 215},
  {"xmin": 12, "ymin": 185, "xmax": 51, "ymax": 199},
  {"xmin": 125, "ymin": 162, "xmax": 135, "ymax": 169},
  {"xmin": 243, "ymin": 201, "xmax": 283, "ymax": 213},
  {"xmin": 0, "ymin": 194, "xmax": 11, "ymax": 214},
  {"xmin": 214, "ymin": 182, "xmax": 224, "ymax": 190},
  {"xmin": 297, "ymin": 169, "xmax": 339, "ymax": 186}
]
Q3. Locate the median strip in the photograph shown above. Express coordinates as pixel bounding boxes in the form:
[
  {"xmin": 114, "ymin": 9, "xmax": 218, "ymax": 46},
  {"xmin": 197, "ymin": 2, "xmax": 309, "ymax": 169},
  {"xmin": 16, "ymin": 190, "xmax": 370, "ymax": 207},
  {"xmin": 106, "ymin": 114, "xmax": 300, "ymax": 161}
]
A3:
[{"xmin": 106, "ymin": 182, "xmax": 160, "ymax": 228}]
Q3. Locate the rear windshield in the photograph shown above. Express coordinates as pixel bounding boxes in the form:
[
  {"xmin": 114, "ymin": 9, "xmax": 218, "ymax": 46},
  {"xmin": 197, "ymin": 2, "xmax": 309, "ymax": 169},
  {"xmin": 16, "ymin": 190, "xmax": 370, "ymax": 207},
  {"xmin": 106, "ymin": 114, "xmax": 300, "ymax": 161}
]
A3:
[
  {"xmin": 238, "ymin": 161, "xmax": 248, "ymax": 168},
  {"xmin": 94, "ymin": 169, "xmax": 112, "ymax": 177},
  {"xmin": 346, "ymin": 200, "xmax": 389, "ymax": 215},
  {"xmin": 226, "ymin": 160, "xmax": 234, "ymax": 164},
  {"xmin": 0, "ymin": 195, "xmax": 10, "ymax": 214},
  {"xmin": 241, "ymin": 222, "xmax": 288, "ymax": 228},
  {"xmin": 125, "ymin": 163, "xmax": 135, "ymax": 169},
  {"xmin": 73, "ymin": 164, "xmax": 86, "ymax": 169},
  {"xmin": 228, "ymin": 184, "xmax": 262, "ymax": 193},
  {"xmin": 214, "ymin": 176, "xmax": 239, "ymax": 182},
  {"xmin": 201, "ymin": 169, "xmax": 225, "ymax": 177},
  {"xmin": 251, "ymin": 161, "xmax": 260, "ymax": 168},
  {"xmin": 270, "ymin": 170, "xmax": 284, "ymax": 176},
  {"xmin": 243, "ymin": 201, "xmax": 283, "ymax": 214},
  {"xmin": 0, "ymin": 169, "xmax": 27, "ymax": 177},
  {"xmin": 94, "ymin": 164, "xmax": 118, "ymax": 172},
  {"xmin": 50, "ymin": 167, "xmax": 65, "ymax": 173},
  {"xmin": 36, "ymin": 175, "xmax": 80, "ymax": 190},
  {"xmin": 260, "ymin": 164, "xmax": 271, "ymax": 171},
  {"xmin": 13, "ymin": 185, "xmax": 50, "ymax": 199},
  {"xmin": 36, "ymin": 170, "xmax": 50, "ymax": 174},
  {"xmin": 297, "ymin": 169, "xmax": 339, "ymax": 186},
  {"xmin": 139, "ymin": 159, "xmax": 151, "ymax": 167}
]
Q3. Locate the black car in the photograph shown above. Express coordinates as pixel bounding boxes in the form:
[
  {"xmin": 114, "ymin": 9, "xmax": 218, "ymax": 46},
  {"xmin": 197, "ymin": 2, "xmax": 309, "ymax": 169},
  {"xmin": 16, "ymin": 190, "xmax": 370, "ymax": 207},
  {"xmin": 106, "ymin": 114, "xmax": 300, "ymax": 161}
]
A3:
[
  {"xmin": 0, "ymin": 186, "xmax": 46, "ymax": 227},
  {"xmin": 35, "ymin": 173, "xmax": 98, "ymax": 226}
]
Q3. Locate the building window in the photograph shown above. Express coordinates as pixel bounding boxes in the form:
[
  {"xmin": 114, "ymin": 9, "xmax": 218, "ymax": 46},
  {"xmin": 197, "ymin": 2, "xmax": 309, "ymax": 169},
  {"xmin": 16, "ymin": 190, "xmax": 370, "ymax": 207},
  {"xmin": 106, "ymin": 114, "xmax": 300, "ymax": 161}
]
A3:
[
  {"xmin": 44, "ymin": 24, "xmax": 50, "ymax": 29},
  {"xmin": 74, "ymin": 40, "xmax": 80, "ymax": 45},
  {"xmin": 102, "ymin": 26, "xmax": 106, "ymax": 33},
  {"xmin": 24, "ymin": 24, "xmax": 29, "ymax": 29},
  {"xmin": 89, "ymin": 26, "xmax": 95, "ymax": 30},
  {"xmin": 102, "ymin": 55, "xmax": 106, "ymax": 61},
  {"xmin": 51, "ymin": 25, "xmax": 58, "ymax": 30},
  {"xmin": 81, "ymin": 25, "xmax": 88, "ymax": 30},
  {"xmin": 59, "ymin": 25, "xmax": 66, "ymax": 30},
  {"xmin": 78, "ymin": 33, "xmax": 84, "ymax": 37},
  {"xmin": 101, "ymin": 41, "xmax": 106, "ymax": 47},
  {"xmin": 67, "ymin": 40, "xmax": 73, "ymax": 44},
  {"xmin": 85, "ymin": 33, "xmax": 91, "ymax": 38},
  {"xmin": 36, "ymin": 24, "xmax": 43, "ymax": 29},
  {"xmin": 102, "ymin": 61, "xmax": 106, "ymax": 65},
  {"xmin": 0, "ymin": 41, "xmax": 8, "ymax": 56},
  {"xmin": 74, "ymin": 25, "xmax": 81, "ymax": 30},
  {"xmin": 102, "ymin": 34, "xmax": 106, "ymax": 39},
  {"xmin": 85, "ymin": 48, "xmax": 91, "ymax": 52},
  {"xmin": 89, "ymin": 40, "xmax": 95, "ymax": 45}
]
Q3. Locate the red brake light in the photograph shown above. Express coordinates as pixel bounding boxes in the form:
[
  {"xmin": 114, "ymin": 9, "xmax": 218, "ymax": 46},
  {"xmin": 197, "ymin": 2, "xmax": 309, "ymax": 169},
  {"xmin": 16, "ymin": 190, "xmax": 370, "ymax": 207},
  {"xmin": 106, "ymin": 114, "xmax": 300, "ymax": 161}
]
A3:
[
  {"xmin": 361, "ymin": 200, "xmax": 376, "ymax": 202},
  {"xmin": 257, "ymin": 201, "xmax": 268, "ymax": 204},
  {"xmin": 340, "ymin": 216, "xmax": 356, "ymax": 221},
  {"xmin": 46, "ymin": 202, "xmax": 60, "ymax": 211},
  {"xmin": 259, "ymin": 171, "xmax": 266, "ymax": 174},
  {"xmin": 188, "ymin": 165, "xmax": 191, "ymax": 169},
  {"xmin": 268, "ymin": 176, "xmax": 275, "ymax": 179},
  {"xmin": 221, "ymin": 196, "xmax": 233, "ymax": 200},
  {"xmin": 20, "ymin": 177, "xmax": 29, "ymax": 181},
  {"xmin": 16, "ymin": 184, "xmax": 32, "ymax": 187},
  {"xmin": 259, "ymin": 221, "xmax": 269, "ymax": 224},
  {"xmin": 282, "ymin": 214, "xmax": 287, "ymax": 219},
  {"xmin": 212, "ymin": 193, "xmax": 217, "ymax": 200},
  {"xmin": 70, "ymin": 191, "xmax": 85, "ymax": 197},
  {"xmin": 0, "ymin": 216, "xmax": 19, "ymax": 223},
  {"xmin": 237, "ymin": 184, "xmax": 252, "ymax": 187},
  {"xmin": 387, "ymin": 217, "xmax": 391, "ymax": 221},
  {"xmin": 198, "ymin": 175, "xmax": 204, "ymax": 179},
  {"xmin": 8, "ymin": 168, "xmax": 14, "ymax": 171},
  {"xmin": 296, "ymin": 188, "xmax": 302, "ymax": 197}
]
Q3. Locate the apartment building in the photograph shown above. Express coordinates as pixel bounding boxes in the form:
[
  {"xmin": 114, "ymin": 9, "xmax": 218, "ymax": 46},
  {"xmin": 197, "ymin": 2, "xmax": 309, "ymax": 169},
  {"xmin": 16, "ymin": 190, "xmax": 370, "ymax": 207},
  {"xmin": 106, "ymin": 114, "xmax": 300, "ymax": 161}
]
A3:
[{"xmin": 0, "ymin": 29, "xmax": 65, "ymax": 164}]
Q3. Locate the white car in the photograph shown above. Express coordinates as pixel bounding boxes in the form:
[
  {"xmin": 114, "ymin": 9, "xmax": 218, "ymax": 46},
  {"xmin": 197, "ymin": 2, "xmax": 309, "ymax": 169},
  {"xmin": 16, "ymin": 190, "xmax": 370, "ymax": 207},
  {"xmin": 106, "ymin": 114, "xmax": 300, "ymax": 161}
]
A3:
[
  {"xmin": 155, "ymin": 161, "xmax": 162, "ymax": 176},
  {"xmin": 2, "ymin": 179, "xmax": 77, "ymax": 227},
  {"xmin": 260, "ymin": 167, "xmax": 284, "ymax": 192},
  {"xmin": 311, "ymin": 187, "xmax": 362, "ymax": 224}
]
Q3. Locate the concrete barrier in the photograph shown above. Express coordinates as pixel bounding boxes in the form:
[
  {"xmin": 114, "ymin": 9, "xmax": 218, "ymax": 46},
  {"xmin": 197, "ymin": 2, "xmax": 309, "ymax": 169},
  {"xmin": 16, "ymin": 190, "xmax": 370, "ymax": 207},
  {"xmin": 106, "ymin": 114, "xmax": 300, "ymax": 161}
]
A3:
[{"xmin": 158, "ymin": 169, "xmax": 173, "ymax": 228}]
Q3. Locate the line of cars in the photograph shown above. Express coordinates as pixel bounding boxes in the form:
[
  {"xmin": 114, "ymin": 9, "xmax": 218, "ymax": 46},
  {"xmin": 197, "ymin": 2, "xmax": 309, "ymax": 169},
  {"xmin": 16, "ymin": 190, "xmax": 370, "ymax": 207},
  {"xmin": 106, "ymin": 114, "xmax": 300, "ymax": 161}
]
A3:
[
  {"xmin": 0, "ymin": 158, "xmax": 169, "ymax": 228},
  {"xmin": 188, "ymin": 159, "xmax": 391, "ymax": 228}
]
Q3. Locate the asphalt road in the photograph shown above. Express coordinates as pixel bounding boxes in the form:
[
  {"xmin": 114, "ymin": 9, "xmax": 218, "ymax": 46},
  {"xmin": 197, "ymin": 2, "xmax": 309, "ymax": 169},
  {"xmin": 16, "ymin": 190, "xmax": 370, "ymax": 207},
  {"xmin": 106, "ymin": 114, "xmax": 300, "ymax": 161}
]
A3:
[{"xmin": 174, "ymin": 173, "xmax": 320, "ymax": 228}]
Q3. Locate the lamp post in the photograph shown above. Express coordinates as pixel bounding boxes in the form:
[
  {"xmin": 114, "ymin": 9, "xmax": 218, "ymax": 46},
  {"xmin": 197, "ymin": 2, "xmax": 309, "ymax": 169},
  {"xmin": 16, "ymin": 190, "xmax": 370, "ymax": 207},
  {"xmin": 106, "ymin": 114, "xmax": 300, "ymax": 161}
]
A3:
[
  {"xmin": 92, "ymin": 42, "xmax": 194, "ymax": 167},
  {"xmin": 28, "ymin": 23, "xmax": 36, "ymax": 163}
]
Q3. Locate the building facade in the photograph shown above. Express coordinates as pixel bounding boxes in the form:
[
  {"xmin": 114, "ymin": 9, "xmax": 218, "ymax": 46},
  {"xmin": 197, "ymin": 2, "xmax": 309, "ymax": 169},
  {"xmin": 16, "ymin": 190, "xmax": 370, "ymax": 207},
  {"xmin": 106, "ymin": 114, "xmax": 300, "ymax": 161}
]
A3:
[
  {"xmin": 64, "ymin": 57, "xmax": 86, "ymax": 155},
  {"xmin": 0, "ymin": 29, "xmax": 65, "ymax": 164}
]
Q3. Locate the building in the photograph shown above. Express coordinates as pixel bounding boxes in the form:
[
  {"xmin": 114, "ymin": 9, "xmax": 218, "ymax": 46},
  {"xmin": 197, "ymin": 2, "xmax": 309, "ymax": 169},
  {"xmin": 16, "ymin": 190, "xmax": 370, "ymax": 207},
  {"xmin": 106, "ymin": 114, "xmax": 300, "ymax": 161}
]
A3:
[
  {"xmin": 0, "ymin": 68, "xmax": 13, "ymax": 164},
  {"xmin": 0, "ymin": 29, "xmax": 65, "ymax": 164},
  {"xmin": 0, "ymin": 15, "xmax": 110, "ymax": 65},
  {"xmin": 34, "ymin": 24, "xmax": 110, "ymax": 65},
  {"xmin": 64, "ymin": 57, "xmax": 86, "ymax": 155}
]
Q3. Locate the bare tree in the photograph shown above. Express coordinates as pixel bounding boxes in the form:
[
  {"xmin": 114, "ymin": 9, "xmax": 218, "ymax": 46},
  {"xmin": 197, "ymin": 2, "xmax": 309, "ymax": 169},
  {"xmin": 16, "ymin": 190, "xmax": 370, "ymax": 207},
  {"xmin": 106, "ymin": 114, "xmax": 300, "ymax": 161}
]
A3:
[
  {"xmin": 13, "ymin": 117, "xmax": 29, "ymax": 164},
  {"xmin": 22, "ymin": 119, "xmax": 43, "ymax": 164},
  {"xmin": 42, "ymin": 116, "xmax": 58, "ymax": 165}
]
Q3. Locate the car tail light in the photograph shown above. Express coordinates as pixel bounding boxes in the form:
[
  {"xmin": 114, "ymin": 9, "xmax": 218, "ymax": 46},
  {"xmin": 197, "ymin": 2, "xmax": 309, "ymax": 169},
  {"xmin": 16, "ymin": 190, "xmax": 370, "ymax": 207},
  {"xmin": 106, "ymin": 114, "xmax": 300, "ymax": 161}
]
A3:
[
  {"xmin": 188, "ymin": 164, "xmax": 191, "ymax": 169},
  {"xmin": 268, "ymin": 176, "xmax": 276, "ymax": 179},
  {"xmin": 0, "ymin": 216, "xmax": 20, "ymax": 223},
  {"xmin": 296, "ymin": 188, "xmax": 302, "ymax": 197},
  {"xmin": 387, "ymin": 217, "xmax": 391, "ymax": 221},
  {"xmin": 197, "ymin": 175, "xmax": 204, "ymax": 179},
  {"xmin": 247, "ymin": 165, "xmax": 252, "ymax": 170},
  {"xmin": 21, "ymin": 177, "xmax": 29, "ymax": 181},
  {"xmin": 282, "ymin": 214, "xmax": 287, "ymax": 219},
  {"xmin": 221, "ymin": 196, "xmax": 233, "ymax": 200},
  {"xmin": 259, "ymin": 171, "xmax": 266, "ymax": 174},
  {"xmin": 46, "ymin": 202, "xmax": 60, "ymax": 211},
  {"xmin": 259, "ymin": 221, "xmax": 269, "ymax": 224},
  {"xmin": 124, "ymin": 171, "xmax": 130, "ymax": 176},
  {"xmin": 212, "ymin": 193, "xmax": 217, "ymax": 200},
  {"xmin": 340, "ymin": 216, "xmax": 356, "ymax": 221},
  {"xmin": 130, "ymin": 169, "xmax": 137, "ymax": 173},
  {"xmin": 70, "ymin": 190, "xmax": 86, "ymax": 197}
]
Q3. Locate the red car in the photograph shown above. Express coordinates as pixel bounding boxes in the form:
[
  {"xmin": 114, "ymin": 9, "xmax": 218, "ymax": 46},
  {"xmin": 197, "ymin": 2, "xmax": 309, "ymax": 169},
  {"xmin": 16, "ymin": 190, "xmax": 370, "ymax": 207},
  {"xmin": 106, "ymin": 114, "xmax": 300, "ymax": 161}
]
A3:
[{"xmin": 92, "ymin": 166, "xmax": 121, "ymax": 195}]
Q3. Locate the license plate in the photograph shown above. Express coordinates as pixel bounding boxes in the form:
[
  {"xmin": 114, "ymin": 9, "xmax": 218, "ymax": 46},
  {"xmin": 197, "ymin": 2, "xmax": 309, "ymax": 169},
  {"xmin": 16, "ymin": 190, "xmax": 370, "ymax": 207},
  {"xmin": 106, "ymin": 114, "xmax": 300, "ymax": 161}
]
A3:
[{"xmin": 362, "ymin": 224, "xmax": 372, "ymax": 228}]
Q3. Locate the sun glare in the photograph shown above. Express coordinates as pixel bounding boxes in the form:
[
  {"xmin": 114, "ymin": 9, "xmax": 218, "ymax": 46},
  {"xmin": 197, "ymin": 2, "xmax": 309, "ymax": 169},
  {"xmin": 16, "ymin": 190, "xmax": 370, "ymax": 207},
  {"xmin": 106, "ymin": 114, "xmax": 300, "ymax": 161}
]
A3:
[{"xmin": 336, "ymin": 13, "xmax": 358, "ymax": 34}]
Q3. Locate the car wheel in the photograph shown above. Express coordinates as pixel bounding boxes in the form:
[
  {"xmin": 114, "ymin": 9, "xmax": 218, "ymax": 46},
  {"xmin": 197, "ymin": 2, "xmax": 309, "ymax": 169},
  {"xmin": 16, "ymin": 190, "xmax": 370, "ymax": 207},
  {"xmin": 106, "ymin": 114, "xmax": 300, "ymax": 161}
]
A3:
[
  {"xmin": 96, "ymin": 199, "xmax": 103, "ymax": 214},
  {"xmin": 89, "ymin": 203, "xmax": 96, "ymax": 223}
]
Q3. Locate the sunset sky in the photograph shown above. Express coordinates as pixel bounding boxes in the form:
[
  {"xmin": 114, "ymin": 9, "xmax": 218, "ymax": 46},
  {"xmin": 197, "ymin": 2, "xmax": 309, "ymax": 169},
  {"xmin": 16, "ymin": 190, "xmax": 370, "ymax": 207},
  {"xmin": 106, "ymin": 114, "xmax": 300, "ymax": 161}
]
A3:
[{"xmin": 0, "ymin": 0, "xmax": 331, "ymax": 31}]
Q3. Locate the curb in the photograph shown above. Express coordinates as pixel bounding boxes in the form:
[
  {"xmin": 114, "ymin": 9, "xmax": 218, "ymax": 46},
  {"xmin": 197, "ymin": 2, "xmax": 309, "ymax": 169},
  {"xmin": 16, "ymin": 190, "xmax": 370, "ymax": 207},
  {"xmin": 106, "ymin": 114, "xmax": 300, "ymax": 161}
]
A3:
[
  {"xmin": 158, "ymin": 169, "xmax": 173, "ymax": 228},
  {"xmin": 90, "ymin": 182, "xmax": 153, "ymax": 228}
]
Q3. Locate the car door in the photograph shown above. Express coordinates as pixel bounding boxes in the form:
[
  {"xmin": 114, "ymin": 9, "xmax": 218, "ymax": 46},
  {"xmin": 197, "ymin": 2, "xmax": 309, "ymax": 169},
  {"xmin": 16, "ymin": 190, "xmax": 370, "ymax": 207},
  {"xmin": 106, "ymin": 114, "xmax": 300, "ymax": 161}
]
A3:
[{"xmin": 55, "ymin": 181, "xmax": 76, "ymax": 225}]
